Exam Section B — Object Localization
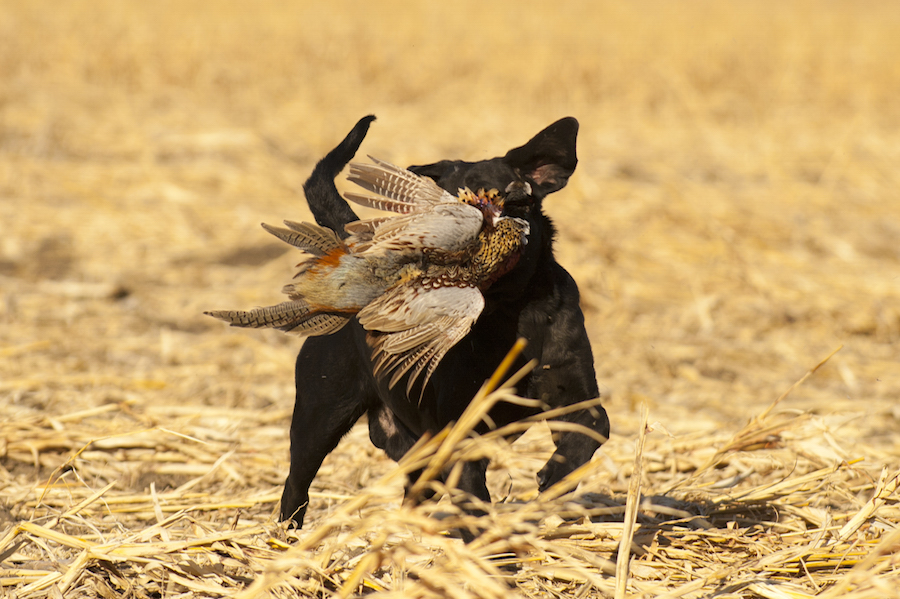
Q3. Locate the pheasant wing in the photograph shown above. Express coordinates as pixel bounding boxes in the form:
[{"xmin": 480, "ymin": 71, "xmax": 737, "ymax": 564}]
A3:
[
  {"xmin": 344, "ymin": 156, "xmax": 485, "ymax": 253},
  {"xmin": 357, "ymin": 203, "xmax": 482, "ymax": 253},
  {"xmin": 345, "ymin": 156, "xmax": 456, "ymax": 213},
  {"xmin": 358, "ymin": 284, "xmax": 484, "ymax": 395},
  {"xmin": 261, "ymin": 220, "xmax": 343, "ymax": 256}
]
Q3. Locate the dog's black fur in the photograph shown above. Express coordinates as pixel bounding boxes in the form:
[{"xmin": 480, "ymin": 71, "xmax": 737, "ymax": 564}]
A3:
[{"xmin": 280, "ymin": 115, "xmax": 609, "ymax": 527}]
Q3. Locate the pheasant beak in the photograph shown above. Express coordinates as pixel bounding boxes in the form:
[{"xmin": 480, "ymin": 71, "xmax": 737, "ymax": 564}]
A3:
[{"xmin": 486, "ymin": 203, "xmax": 502, "ymax": 226}]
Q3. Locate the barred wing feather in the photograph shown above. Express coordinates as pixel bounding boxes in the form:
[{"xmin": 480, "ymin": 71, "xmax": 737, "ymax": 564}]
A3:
[
  {"xmin": 354, "ymin": 203, "xmax": 482, "ymax": 253},
  {"xmin": 358, "ymin": 284, "xmax": 484, "ymax": 395},
  {"xmin": 346, "ymin": 156, "xmax": 455, "ymax": 211},
  {"xmin": 344, "ymin": 157, "xmax": 483, "ymax": 253}
]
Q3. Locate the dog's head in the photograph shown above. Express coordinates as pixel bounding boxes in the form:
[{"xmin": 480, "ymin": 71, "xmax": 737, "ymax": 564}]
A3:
[
  {"xmin": 408, "ymin": 117, "xmax": 578, "ymax": 218},
  {"xmin": 408, "ymin": 117, "xmax": 579, "ymax": 299}
]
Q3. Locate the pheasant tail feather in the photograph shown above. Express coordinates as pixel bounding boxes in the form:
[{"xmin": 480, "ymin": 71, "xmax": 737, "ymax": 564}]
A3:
[{"xmin": 205, "ymin": 301, "xmax": 349, "ymax": 336}]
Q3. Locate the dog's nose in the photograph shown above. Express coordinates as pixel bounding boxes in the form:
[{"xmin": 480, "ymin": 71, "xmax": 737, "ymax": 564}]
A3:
[{"xmin": 503, "ymin": 180, "xmax": 533, "ymax": 204}]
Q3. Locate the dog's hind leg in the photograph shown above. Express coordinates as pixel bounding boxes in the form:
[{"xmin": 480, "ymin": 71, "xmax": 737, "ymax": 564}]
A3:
[
  {"xmin": 280, "ymin": 326, "xmax": 375, "ymax": 527},
  {"xmin": 366, "ymin": 405, "xmax": 441, "ymax": 505},
  {"xmin": 281, "ymin": 117, "xmax": 378, "ymax": 526},
  {"xmin": 368, "ymin": 404, "xmax": 491, "ymax": 534}
]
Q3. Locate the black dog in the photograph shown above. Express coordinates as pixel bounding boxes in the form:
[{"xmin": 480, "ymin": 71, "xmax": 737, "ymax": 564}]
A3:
[{"xmin": 280, "ymin": 116, "xmax": 609, "ymax": 526}]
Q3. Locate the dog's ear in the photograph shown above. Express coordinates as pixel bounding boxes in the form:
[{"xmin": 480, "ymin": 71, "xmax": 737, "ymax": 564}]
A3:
[{"xmin": 503, "ymin": 117, "xmax": 579, "ymax": 195}]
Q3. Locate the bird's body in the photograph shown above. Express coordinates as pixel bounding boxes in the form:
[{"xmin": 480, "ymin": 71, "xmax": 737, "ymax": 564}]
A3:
[
  {"xmin": 282, "ymin": 241, "xmax": 422, "ymax": 313},
  {"xmin": 206, "ymin": 157, "xmax": 529, "ymax": 393}
]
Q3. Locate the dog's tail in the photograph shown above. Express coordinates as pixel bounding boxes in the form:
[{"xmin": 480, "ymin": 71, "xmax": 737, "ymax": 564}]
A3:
[{"xmin": 303, "ymin": 115, "xmax": 376, "ymax": 238}]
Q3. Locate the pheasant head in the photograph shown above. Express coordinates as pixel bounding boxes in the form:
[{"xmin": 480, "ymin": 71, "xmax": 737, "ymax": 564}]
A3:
[{"xmin": 458, "ymin": 187, "xmax": 502, "ymax": 223}]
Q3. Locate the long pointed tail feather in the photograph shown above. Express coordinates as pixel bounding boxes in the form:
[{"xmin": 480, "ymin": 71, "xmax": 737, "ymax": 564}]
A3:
[{"xmin": 205, "ymin": 302, "xmax": 349, "ymax": 336}]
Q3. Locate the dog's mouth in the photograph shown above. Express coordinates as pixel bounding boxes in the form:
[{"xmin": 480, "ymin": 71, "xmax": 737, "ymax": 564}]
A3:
[
  {"xmin": 459, "ymin": 180, "xmax": 534, "ymax": 223},
  {"xmin": 495, "ymin": 180, "xmax": 534, "ymax": 222}
]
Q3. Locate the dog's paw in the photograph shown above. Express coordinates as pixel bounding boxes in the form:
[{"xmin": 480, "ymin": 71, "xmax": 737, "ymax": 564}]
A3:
[{"xmin": 537, "ymin": 456, "xmax": 574, "ymax": 492}]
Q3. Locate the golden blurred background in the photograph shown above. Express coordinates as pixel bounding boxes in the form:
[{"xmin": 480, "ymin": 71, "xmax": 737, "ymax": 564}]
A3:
[{"xmin": 2, "ymin": 0, "xmax": 899, "ymax": 518}]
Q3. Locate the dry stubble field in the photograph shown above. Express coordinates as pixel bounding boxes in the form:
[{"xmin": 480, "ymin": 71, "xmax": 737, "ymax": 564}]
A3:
[{"xmin": 1, "ymin": 1, "xmax": 899, "ymax": 597}]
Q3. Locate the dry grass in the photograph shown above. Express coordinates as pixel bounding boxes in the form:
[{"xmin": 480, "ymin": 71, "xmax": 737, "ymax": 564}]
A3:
[{"xmin": 2, "ymin": 0, "xmax": 900, "ymax": 596}]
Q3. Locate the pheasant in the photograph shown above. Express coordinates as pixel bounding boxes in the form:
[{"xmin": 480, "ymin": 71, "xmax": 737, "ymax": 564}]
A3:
[{"xmin": 206, "ymin": 157, "xmax": 530, "ymax": 394}]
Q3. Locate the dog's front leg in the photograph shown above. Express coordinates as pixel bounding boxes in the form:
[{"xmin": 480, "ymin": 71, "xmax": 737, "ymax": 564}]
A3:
[
  {"xmin": 537, "ymin": 402, "xmax": 610, "ymax": 491},
  {"xmin": 521, "ymin": 266, "xmax": 610, "ymax": 492}
]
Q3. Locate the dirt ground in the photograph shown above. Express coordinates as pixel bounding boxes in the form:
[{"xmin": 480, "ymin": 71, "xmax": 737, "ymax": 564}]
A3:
[{"xmin": 2, "ymin": 1, "xmax": 899, "ymax": 597}]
